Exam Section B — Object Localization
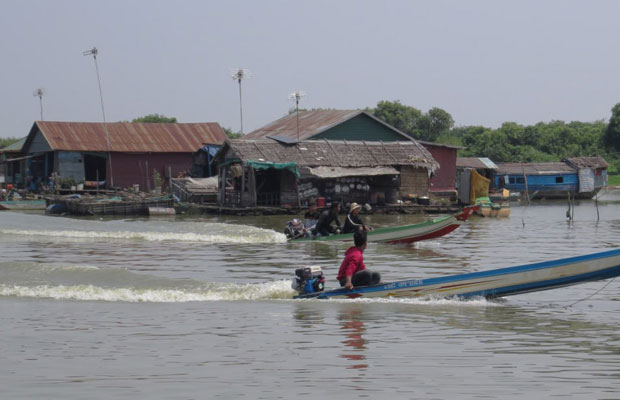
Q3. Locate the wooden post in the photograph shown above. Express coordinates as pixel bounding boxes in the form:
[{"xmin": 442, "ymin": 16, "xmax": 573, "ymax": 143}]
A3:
[
  {"xmin": 241, "ymin": 165, "xmax": 246, "ymax": 206},
  {"xmin": 168, "ymin": 165, "xmax": 172, "ymax": 194},
  {"xmin": 146, "ymin": 160, "xmax": 150, "ymax": 192},
  {"xmin": 96, "ymin": 170, "xmax": 99, "ymax": 197},
  {"xmin": 595, "ymin": 191, "xmax": 600, "ymax": 221},
  {"xmin": 249, "ymin": 167, "xmax": 257, "ymax": 206},
  {"xmin": 521, "ymin": 163, "xmax": 530, "ymax": 204}
]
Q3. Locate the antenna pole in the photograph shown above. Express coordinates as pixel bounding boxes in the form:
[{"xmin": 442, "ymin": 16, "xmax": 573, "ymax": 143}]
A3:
[
  {"xmin": 39, "ymin": 94, "xmax": 43, "ymax": 120},
  {"xmin": 84, "ymin": 47, "xmax": 114, "ymax": 188},
  {"xmin": 296, "ymin": 95, "xmax": 300, "ymax": 140},
  {"xmin": 238, "ymin": 76, "xmax": 244, "ymax": 135}
]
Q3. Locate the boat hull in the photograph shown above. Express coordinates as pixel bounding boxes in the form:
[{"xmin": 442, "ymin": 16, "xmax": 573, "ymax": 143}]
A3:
[
  {"xmin": 295, "ymin": 248, "xmax": 620, "ymax": 300},
  {"xmin": 291, "ymin": 205, "xmax": 478, "ymax": 244},
  {"xmin": 0, "ymin": 200, "xmax": 46, "ymax": 211}
]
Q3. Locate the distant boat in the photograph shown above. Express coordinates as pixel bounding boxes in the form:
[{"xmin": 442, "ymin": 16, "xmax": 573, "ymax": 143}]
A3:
[
  {"xmin": 294, "ymin": 248, "xmax": 620, "ymax": 300},
  {"xmin": 0, "ymin": 199, "xmax": 46, "ymax": 211},
  {"xmin": 290, "ymin": 205, "xmax": 479, "ymax": 244}
]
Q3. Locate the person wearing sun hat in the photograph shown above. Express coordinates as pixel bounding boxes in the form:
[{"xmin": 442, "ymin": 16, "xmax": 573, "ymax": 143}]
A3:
[{"xmin": 342, "ymin": 202, "xmax": 368, "ymax": 234}]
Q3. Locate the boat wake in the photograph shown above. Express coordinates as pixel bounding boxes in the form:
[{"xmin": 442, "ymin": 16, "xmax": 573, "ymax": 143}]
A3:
[{"xmin": 0, "ymin": 225, "xmax": 287, "ymax": 244}]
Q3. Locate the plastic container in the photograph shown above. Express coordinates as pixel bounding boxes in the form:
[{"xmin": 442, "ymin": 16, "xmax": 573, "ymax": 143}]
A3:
[{"xmin": 316, "ymin": 197, "xmax": 325, "ymax": 207}]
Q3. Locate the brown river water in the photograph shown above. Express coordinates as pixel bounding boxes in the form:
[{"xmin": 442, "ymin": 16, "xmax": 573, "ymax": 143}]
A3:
[{"xmin": 1, "ymin": 190, "xmax": 620, "ymax": 399}]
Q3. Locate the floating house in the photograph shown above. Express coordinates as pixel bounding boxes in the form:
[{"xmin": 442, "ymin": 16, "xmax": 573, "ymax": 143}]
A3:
[
  {"xmin": 18, "ymin": 121, "xmax": 227, "ymax": 191},
  {"xmin": 493, "ymin": 158, "xmax": 608, "ymax": 199},
  {"xmin": 420, "ymin": 141, "xmax": 462, "ymax": 200},
  {"xmin": 455, "ymin": 157, "xmax": 499, "ymax": 204},
  {"xmin": 0, "ymin": 137, "xmax": 27, "ymax": 188},
  {"xmin": 563, "ymin": 157, "xmax": 608, "ymax": 197},
  {"xmin": 212, "ymin": 139, "xmax": 438, "ymax": 208}
]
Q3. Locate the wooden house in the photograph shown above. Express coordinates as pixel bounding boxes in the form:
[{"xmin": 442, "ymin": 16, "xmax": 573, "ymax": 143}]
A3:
[
  {"xmin": 455, "ymin": 157, "xmax": 499, "ymax": 204},
  {"xmin": 563, "ymin": 157, "xmax": 608, "ymax": 197},
  {"xmin": 0, "ymin": 137, "xmax": 27, "ymax": 188},
  {"xmin": 20, "ymin": 121, "xmax": 227, "ymax": 191},
  {"xmin": 213, "ymin": 139, "xmax": 438, "ymax": 208},
  {"xmin": 493, "ymin": 162, "xmax": 580, "ymax": 199},
  {"xmin": 419, "ymin": 141, "xmax": 463, "ymax": 200}
]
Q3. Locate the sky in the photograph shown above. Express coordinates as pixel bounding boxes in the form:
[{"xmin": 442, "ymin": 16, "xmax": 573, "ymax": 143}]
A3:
[{"xmin": 2, "ymin": 0, "xmax": 620, "ymax": 139}]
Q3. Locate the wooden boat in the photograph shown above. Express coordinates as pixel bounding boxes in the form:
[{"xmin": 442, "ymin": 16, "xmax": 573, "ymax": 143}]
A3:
[
  {"xmin": 294, "ymin": 248, "xmax": 620, "ymax": 299},
  {"xmin": 0, "ymin": 199, "xmax": 46, "ymax": 211},
  {"xmin": 474, "ymin": 196, "xmax": 510, "ymax": 218},
  {"xmin": 291, "ymin": 205, "xmax": 479, "ymax": 244}
]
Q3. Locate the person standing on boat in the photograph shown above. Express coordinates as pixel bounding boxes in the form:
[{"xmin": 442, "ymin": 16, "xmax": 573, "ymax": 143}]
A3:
[
  {"xmin": 337, "ymin": 230, "xmax": 380, "ymax": 290},
  {"xmin": 342, "ymin": 202, "xmax": 370, "ymax": 234},
  {"xmin": 313, "ymin": 201, "xmax": 342, "ymax": 237}
]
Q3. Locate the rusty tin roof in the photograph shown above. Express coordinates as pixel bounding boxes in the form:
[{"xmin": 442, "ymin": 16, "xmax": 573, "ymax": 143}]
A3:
[{"xmin": 30, "ymin": 121, "xmax": 227, "ymax": 153}]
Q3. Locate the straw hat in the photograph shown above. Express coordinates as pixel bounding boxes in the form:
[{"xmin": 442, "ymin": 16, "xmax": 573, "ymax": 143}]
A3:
[{"xmin": 350, "ymin": 202, "xmax": 361, "ymax": 212}]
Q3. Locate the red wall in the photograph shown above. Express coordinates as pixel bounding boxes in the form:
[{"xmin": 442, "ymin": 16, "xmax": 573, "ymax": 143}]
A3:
[
  {"xmin": 424, "ymin": 145, "xmax": 457, "ymax": 192},
  {"xmin": 107, "ymin": 153, "xmax": 193, "ymax": 190}
]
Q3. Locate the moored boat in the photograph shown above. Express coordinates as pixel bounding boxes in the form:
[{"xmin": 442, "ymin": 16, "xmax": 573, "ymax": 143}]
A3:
[
  {"xmin": 290, "ymin": 205, "xmax": 479, "ymax": 244},
  {"xmin": 293, "ymin": 248, "xmax": 620, "ymax": 300},
  {"xmin": 0, "ymin": 199, "xmax": 46, "ymax": 211}
]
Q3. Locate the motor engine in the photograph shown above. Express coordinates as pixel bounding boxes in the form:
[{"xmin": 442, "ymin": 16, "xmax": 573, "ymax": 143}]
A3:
[
  {"xmin": 291, "ymin": 266, "xmax": 325, "ymax": 294},
  {"xmin": 284, "ymin": 219, "xmax": 306, "ymax": 239}
]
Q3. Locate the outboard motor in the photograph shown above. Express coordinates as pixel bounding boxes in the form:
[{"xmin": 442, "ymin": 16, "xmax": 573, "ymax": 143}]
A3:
[
  {"xmin": 284, "ymin": 219, "xmax": 306, "ymax": 240},
  {"xmin": 291, "ymin": 266, "xmax": 326, "ymax": 295}
]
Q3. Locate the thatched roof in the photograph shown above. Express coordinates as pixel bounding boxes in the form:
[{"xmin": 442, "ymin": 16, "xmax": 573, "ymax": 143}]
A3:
[{"xmin": 217, "ymin": 139, "xmax": 438, "ymax": 170}]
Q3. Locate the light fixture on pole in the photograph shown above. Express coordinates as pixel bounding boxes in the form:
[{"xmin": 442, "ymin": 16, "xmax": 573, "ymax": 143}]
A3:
[
  {"xmin": 83, "ymin": 46, "xmax": 114, "ymax": 187},
  {"xmin": 288, "ymin": 90, "xmax": 306, "ymax": 140},
  {"xmin": 32, "ymin": 88, "xmax": 46, "ymax": 120},
  {"xmin": 231, "ymin": 68, "xmax": 252, "ymax": 135}
]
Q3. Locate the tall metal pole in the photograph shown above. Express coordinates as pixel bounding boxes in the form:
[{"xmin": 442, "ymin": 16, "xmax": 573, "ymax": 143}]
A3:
[
  {"xmin": 84, "ymin": 47, "xmax": 114, "ymax": 187},
  {"xmin": 296, "ymin": 96, "xmax": 300, "ymax": 140},
  {"xmin": 238, "ymin": 77, "xmax": 244, "ymax": 135},
  {"xmin": 38, "ymin": 94, "xmax": 43, "ymax": 120},
  {"xmin": 33, "ymin": 88, "xmax": 45, "ymax": 120}
]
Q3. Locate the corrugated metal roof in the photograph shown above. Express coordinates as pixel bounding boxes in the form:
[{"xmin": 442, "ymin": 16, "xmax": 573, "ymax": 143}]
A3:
[
  {"xmin": 0, "ymin": 137, "xmax": 26, "ymax": 153},
  {"xmin": 564, "ymin": 157, "xmax": 608, "ymax": 169},
  {"xmin": 456, "ymin": 157, "xmax": 498, "ymax": 170},
  {"xmin": 245, "ymin": 109, "xmax": 412, "ymax": 141},
  {"xmin": 31, "ymin": 121, "xmax": 227, "ymax": 153},
  {"xmin": 496, "ymin": 162, "xmax": 576, "ymax": 175},
  {"xmin": 218, "ymin": 139, "xmax": 438, "ymax": 170}
]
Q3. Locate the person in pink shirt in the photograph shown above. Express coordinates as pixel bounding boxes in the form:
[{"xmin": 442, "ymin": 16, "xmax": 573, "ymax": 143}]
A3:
[{"xmin": 336, "ymin": 231, "xmax": 381, "ymax": 289}]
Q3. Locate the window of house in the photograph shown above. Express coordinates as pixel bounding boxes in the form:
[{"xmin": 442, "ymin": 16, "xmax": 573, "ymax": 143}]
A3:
[
  {"xmin": 516, "ymin": 177, "xmax": 525, "ymax": 184},
  {"xmin": 555, "ymin": 177, "xmax": 563, "ymax": 183}
]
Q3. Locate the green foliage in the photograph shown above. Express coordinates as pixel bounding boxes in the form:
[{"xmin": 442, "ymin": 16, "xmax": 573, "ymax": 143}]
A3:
[
  {"xmin": 153, "ymin": 169, "xmax": 163, "ymax": 188},
  {"xmin": 0, "ymin": 137, "xmax": 20, "ymax": 149},
  {"xmin": 132, "ymin": 114, "xmax": 177, "ymax": 123},
  {"xmin": 604, "ymin": 103, "xmax": 620, "ymax": 151},
  {"xmin": 371, "ymin": 101, "xmax": 454, "ymax": 141},
  {"xmin": 223, "ymin": 127, "xmax": 242, "ymax": 139},
  {"xmin": 458, "ymin": 120, "xmax": 606, "ymax": 162},
  {"xmin": 608, "ymin": 174, "xmax": 620, "ymax": 186}
]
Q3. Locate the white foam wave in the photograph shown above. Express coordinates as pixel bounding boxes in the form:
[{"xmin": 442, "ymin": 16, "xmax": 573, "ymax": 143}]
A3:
[
  {"xmin": 0, "ymin": 228, "xmax": 287, "ymax": 244},
  {"xmin": 310, "ymin": 295, "xmax": 498, "ymax": 306},
  {"xmin": 0, "ymin": 280, "xmax": 295, "ymax": 303}
]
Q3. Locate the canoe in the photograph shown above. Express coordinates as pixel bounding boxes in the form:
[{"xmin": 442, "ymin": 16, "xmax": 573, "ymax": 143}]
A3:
[
  {"xmin": 294, "ymin": 248, "xmax": 620, "ymax": 299},
  {"xmin": 291, "ymin": 205, "xmax": 479, "ymax": 244},
  {"xmin": 0, "ymin": 200, "xmax": 46, "ymax": 211}
]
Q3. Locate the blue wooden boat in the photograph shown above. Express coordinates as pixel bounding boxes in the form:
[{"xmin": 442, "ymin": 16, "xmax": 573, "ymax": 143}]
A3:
[{"xmin": 293, "ymin": 248, "xmax": 620, "ymax": 300}]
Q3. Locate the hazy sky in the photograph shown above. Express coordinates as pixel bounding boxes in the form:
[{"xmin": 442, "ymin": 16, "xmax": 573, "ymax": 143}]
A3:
[{"xmin": 2, "ymin": 0, "xmax": 620, "ymax": 138}]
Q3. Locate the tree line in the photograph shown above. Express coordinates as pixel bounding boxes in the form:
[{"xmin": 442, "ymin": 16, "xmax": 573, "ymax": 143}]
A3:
[{"xmin": 368, "ymin": 100, "xmax": 620, "ymax": 174}]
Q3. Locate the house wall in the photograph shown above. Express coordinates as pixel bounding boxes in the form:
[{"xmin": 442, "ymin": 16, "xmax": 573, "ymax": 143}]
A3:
[
  {"xmin": 111, "ymin": 153, "xmax": 193, "ymax": 190},
  {"xmin": 424, "ymin": 145, "xmax": 456, "ymax": 193},
  {"xmin": 57, "ymin": 151, "xmax": 85, "ymax": 182},
  {"xmin": 28, "ymin": 131, "xmax": 52, "ymax": 153},
  {"xmin": 312, "ymin": 114, "xmax": 408, "ymax": 142},
  {"xmin": 494, "ymin": 173, "xmax": 578, "ymax": 193},
  {"xmin": 399, "ymin": 166, "xmax": 429, "ymax": 198},
  {"xmin": 279, "ymin": 171, "xmax": 298, "ymax": 206}
]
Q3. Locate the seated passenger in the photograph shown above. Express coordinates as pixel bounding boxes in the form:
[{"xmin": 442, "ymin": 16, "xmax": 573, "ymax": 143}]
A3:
[
  {"xmin": 342, "ymin": 202, "xmax": 369, "ymax": 234},
  {"xmin": 313, "ymin": 202, "xmax": 341, "ymax": 237}
]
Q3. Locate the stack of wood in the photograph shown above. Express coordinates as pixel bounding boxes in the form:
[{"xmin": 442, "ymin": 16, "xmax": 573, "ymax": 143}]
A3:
[{"xmin": 171, "ymin": 177, "xmax": 217, "ymax": 204}]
